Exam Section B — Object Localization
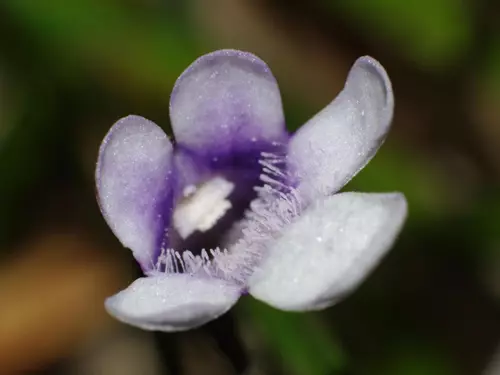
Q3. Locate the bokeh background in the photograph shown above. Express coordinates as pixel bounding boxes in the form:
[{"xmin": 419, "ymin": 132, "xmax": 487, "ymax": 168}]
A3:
[{"xmin": 0, "ymin": 1, "xmax": 499, "ymax": 374}]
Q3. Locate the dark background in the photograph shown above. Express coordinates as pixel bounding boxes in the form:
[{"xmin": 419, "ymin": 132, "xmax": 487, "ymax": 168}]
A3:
[{"xmin": 0, "ymin": 1, "xmax": 499, "ymax": 374}]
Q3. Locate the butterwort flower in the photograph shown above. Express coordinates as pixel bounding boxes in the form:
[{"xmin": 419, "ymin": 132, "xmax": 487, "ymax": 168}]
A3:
[{"xmin": 96, "ymin": 50, "xmax": 407, "ymax": 331}]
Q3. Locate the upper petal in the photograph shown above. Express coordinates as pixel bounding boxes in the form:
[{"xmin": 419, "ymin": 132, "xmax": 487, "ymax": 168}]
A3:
[
  {"xmin": 169, "ymin": 50, "xmax": 287, "ymax": 155},
  {"xmin": 96, "ymin": 115, "xmax": 174, "ymax": 268},
  {"xmin": 105, "ymin": 274, "xmax": 241, "ymax": 331},
  {"xmin": 249, "ymin": 192, "xmax": 407, "ymax": 311},
  {"xmin": 288, "ymin": 57, "xmax": 394, "ymax": 202}
]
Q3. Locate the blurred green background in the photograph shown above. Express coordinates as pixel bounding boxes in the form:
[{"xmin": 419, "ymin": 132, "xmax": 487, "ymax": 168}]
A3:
[{"xmin": 0, "ymin": 1, "xmax": 499, "ymax": 374}]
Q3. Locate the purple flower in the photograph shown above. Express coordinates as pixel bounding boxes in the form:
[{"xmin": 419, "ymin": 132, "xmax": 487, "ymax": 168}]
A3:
[{"xmin": 96, "ymin": 50, "xmax": 407, "ymax": 331}]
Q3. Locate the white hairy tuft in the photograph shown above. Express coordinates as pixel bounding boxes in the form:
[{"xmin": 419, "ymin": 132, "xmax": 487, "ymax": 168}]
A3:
[{"xmin": 149, "ymin": 145, "xmax": 303, "ymax": 286}]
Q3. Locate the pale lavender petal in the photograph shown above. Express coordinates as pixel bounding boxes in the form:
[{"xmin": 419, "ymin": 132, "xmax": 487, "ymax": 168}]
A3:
[
  {"xmin": 288, "ymin": 57, "xmax": 394, "ymax": 202},
  {"xmin": 105, "ymin": 275, "xmax": 241, "ymax": 331},
  {"xmin": 170, "ymin": 50, "xmax": 287, "ymax": 155},
  {"xmin": 96, "ymin": 115, "xmax": 173, "ymax": 268},
  {"xmin": 249, "ymin": 192, "xmax": 407, "ymax": 311}
]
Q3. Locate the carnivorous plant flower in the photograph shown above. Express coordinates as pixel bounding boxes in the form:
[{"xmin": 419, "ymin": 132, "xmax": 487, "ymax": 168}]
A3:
[{"xmin": 96, "ymin": 50, "xmax": 407, "ymax": 331}]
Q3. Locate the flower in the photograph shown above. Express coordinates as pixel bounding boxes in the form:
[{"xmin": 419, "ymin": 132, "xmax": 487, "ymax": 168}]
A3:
[{"xmin": 96, "ymin": 49, "xmax": 407, "ymax": 332}]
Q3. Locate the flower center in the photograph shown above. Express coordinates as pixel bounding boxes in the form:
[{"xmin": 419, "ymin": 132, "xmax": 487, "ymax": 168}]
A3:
[
  {"xmin": 151, "ymin": 144, "xmax": 300, "ymax": 285},
  {"xmin": 173, "ymin": 177, "xmax": 235, "ymax": 239}
]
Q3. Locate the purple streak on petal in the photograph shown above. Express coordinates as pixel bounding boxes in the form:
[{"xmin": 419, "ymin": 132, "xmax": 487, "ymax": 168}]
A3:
[
  {"xmin": 96, "ymin": 115, "xmax": 175, "ymax": 271},
  {"xmin": 174, "ymin": 137, "xmax": 289, "ymax": 207},
  {"xmin": 169, "ymin": 49, "xmax": 288, "ymax": 156}
]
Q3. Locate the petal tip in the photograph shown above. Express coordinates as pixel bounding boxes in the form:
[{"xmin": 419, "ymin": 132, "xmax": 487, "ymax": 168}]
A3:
[
  {"xmin": 288, "ymin": 55, "xmax": 396, "ymax": 198},
  {"xmin": 350, "ymin": 56, "xmax": 394, "ymax": 112},
  {"xmin": 105, "ymin": 276, "xmax": 242, "ymax": 332},
  {"xmin": 170, "ymin": 49, "xmax": 275, "ymax": 110},
  {"xmin": 168, "ymin": 49, "xmax": 286, "ymax": 151},
  {"xmin": 95, "ymin": 115, "xmax": 167, "ymax": 185},
  {"xmin": 382, "ymin": 192, "xmax": 408, "ymax": 221},
  {"xmin": 95, "ymin": 115, "xmax": 173, "ymax": 266}
]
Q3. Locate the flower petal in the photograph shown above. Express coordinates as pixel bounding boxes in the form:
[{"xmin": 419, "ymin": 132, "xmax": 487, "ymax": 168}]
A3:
[
  {"xmin": 249, "ymin": 192, "xmax": 407, "ymax": 311},
  {"xmin": 288, "ymin": 57, "xmax": 394, "ymax": 201},
  {"xmin": 105, "ymin": 275, "xmax": 241, "ymax": 331},
  {"xmin": 96, "ymin": 115, "xmax": 174, "ymax": 268},
  {"xmin": 170, "ymin": 49, "xmax": 287, "ymax": 155}
]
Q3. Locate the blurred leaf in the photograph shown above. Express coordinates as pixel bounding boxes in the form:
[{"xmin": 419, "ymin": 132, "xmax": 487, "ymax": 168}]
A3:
[
  {"xmin": 240, "ymin": 299, "xmax": 346, "ymax": 375},
  {"xmin": 0, "ymin": 68, "xmax": 56, "ymax": 246},
  {"xmin": 479, "ymin": 36, "xmax": 500, "ymax": 90},
  {"xmin": 1, "ymin": 0, "xmax": 198, "ymax": 98},
  {"xmin": 375, "ymin": 341, "xmax": 456, "ymax": 375},
  {"xmin": 324, "ymin": 0, "xmax": 473, "ymax": 69},
  {"xmin": 468, "ymin": 192, "xmax": 500, "ymax": 254},
  {"xmin": 471, "ymin": 36, "xmax": 500, "ymax": 176},
  {"xmin": 346, "ymin": 143, "xmax": 451, "ymax": 223},
  {"xmin": 0, "ymin": 68, "xmax": 20, "ymax": 147}
]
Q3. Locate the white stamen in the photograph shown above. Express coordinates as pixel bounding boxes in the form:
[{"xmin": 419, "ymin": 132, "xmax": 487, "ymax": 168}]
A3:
[
  {"xmin": 183, "ymin": 184, "xmax": 197, "ymax": 197},
  {"xmin": 173, "ymin": 177, "xmax": 235, "ymax": 239}
]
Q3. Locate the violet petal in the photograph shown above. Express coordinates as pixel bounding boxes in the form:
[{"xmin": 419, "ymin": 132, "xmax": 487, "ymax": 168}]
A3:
[
  {"xmin": 288, "ymin": 57, "xmax": 394, "ymax": 202},
  {"xmin": 105, "ymin": 274, "xmax": 241, "ymax": 331},
  {"xmin": 170, "ymin": 50, "xmax": 287, "ymax": 156},
  {"xmin": 248, "ymin": 192, "xmax": 407, "ymax": 311},
  {"xmin": 96, "ymin": 115, "xmax": 174, "ymax": 268}
]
